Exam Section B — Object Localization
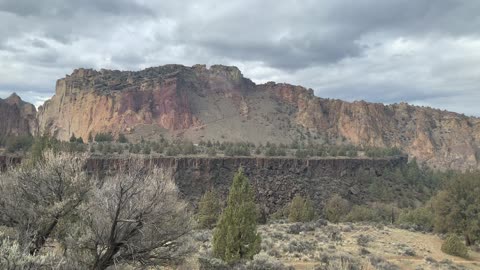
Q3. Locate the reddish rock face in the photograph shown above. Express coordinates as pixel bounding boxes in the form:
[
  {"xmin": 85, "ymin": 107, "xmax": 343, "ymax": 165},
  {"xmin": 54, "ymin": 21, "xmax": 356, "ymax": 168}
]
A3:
[
  {"xmin": 0, "ymin": 93, "xmax": 37, "ymax": 138},
  {"xmin": 37, "ymin": 64, "xmax": 480, "ymax": 170}
]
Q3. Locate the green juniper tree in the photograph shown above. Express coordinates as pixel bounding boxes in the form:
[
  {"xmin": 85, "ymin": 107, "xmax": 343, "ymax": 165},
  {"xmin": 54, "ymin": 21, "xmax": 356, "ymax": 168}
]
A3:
[
  {"xmin": 212, "ymin": 169, "xmax": 261, "ymax": 263},
  {"xmin": 288, "ymin": 195, "xmax": 315, "ymax": 222},
  {"xmin": 197, "ymin": 188, "xmax": 222, "ymax": 229}
]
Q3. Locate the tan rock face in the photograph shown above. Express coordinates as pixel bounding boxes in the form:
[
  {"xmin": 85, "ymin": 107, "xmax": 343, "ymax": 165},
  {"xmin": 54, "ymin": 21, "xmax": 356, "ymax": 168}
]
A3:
[
  {"xmin": 38, "ymin": 64, "xmax": 480, "ymax": 170},
  {"xmin": 0, "ymin": 93, "xmax": 37, "ymax": 138}
]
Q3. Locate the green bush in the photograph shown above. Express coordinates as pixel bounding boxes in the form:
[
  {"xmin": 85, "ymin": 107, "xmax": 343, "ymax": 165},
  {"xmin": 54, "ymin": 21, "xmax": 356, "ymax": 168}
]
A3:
[
  {"xmin": 117, "ymin": 133, "xmax": 128, "ymax": 143},
  {"xmin": 5, "ymin": 135, "xmax": 34, "ymax": 153},
  {"xmin": 441, "ymin": 235, "xmax": 468, "ymax": 258},
  {"xmin": 197, "ymin": 189, "xmax": 222, "ymax": 229},
  {"xmin": 288, "ymin": 195, "xmax": 315, "ymax": 222},
  {"xmin": 94, "ymin": 132, "xmax": 113, "ymax": 142},
  {"xmin": 345, "ymin": 203, "xmax": 399, "ymax": 224},
  {"xmin": 397, "ymin": 206, "xmax": 434, "ymax": 231},
  {"xmin": 432, "ymin": 172, "xmax": 480, "ymax": 246},
  {"xmin": 324, "ymin": 195, "xmax": 350, "ymax": 223}
]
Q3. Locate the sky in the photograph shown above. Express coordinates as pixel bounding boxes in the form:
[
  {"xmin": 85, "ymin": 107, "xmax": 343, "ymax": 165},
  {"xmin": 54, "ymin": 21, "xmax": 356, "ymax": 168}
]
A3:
[{"xmin": 0, "ymin": 0, "xmax": 479, "ymax": 116}]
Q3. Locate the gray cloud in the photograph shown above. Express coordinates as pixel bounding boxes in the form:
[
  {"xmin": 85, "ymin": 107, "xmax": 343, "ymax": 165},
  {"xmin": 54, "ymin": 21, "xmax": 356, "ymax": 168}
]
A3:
[{"xmin": 0, "ymin": 0, "xmax": 479, "ymax": 115}]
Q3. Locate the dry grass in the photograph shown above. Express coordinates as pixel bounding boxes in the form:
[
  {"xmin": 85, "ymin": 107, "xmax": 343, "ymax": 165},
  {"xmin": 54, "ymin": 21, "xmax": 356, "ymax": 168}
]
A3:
[{"xmin": 188, "ymin": 221, "xmax": 480, "ymax": 270}]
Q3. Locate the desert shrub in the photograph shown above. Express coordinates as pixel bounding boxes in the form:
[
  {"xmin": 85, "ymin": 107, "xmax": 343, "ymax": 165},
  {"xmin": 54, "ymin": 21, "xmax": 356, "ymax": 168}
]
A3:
[
  {"xmin": 432, "ymin": 172, "xmax": 480, "ymax": 245},
  {"xmin": 285, "ymin": 240, "xmax": 316, "ymax": 254},
  {"xmin": 441, "ymin": 235, "xmax": 468, "ymax": 258},
  {"xmin": 197, "ymin": 189, "xmax": 222, "ymax": 229},
  {"xmin": 193, "ymin": 230, "xmax": 211, "ymax": 243},
  {"xmin": 256, "ymin": 205, "xmax": 268, "ymax": 225},
  {"xmin": 243, "ymin": 253, "xmax": 294, "ymax": 270},
  {"xmin": 324, "ymin": 195, "xmax": 350, "ymax": 223},
  {"xmin": 74, "ymin": 163, "xmax": 193, "ymax": 269},
  {"xmin": 397, "ymin": 206, "xmax": 434, "ymax": 231},
  {"xmin": 224, "ymin": 143, "xmax": 250, "ymax": 156},
  {"xmin": 287, "ymin": 223, "xmax": 302, "ymax": 235},
  {"xmin": 165, "ymin": 146, "xmax": 180, "ymax": 156},
  {"xmin": 207, "ymin": 147, "xmax": 217, "ymax": 156},
  {"xmin": 295, "ymin": 149, "xmax": 309, "ymax": 158},
  {"xmin": 198, "ymin": 256, "xmax": 229, "ymax": 270},
  {"xmin": 213, "ymin": 169, "xmax": 261, "ymax": 263},
  {"xmin": 181, "ymin": 140, "xmax": 197, "ymax": 155},
  {"xmin": 316, "ymin": 253, "xmax": 363, "ymax": 270},
  {"xmin": 69, "ymin": 133, "xmax": 77, "ymax": 142},
  {"xmin": 345, "ymin": 203, "xmax": 399, "ymax": 224},
  {"xmin": 94, "ymin": 132, "xmax": 113, "ymax": 142},
  {"xmin": 269, "ymin": 205, "xmax": 289, "ymax": 221},
  {"xmin": 5, "ymin": 135, "xmax": 34, "ymax": 153},
  {"xmin": 0, "ymin": 233, "xmax": 63, "ymax": 269},
  {"xmin": 117, "ymin": 133, "xmax": 128, "ymax": 143},
  {"xmin": 368, "ymin": 256, "xmax": 401, "ymax": 270},
  {"xmin": 356, "ymin": 234, "xmax": 372, "ymax": 247},
  {"xmin": 364, "ymin": 147, "xmax": 402, "ymax": 157},
  {"xmin": 0, "ymin": 151, "xmax": 90, "ymax": 254},
  {"xmin": 288, "ymin": 195, "xmax": 315, "ymax": 222}
]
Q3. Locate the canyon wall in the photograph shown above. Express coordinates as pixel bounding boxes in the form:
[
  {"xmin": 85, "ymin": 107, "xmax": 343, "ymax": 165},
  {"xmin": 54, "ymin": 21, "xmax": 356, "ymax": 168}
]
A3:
[
  {"xmin": 34, "ymin": 64, "xmax": 480, "ymax": 170},
  {"xmin": 86, "ymin": 155, "xmax": 408, "ymax": 213},
  {"xmin": 0, "ymin": 93, "xmax": 37, "ymax": 138}
]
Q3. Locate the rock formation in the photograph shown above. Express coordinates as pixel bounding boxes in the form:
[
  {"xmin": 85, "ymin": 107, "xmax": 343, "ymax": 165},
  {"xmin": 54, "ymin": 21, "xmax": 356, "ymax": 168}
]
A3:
[
  {"xmin": 36, "ymin": 64, "xmax": 480, "ymax": 170},
  {"xmin": 0, "ymin": 93, "xmax": 37, "ymax": 138},
  {"xmin": 86, "ymin": 155, "xmax": 408, "ymax": 213}
]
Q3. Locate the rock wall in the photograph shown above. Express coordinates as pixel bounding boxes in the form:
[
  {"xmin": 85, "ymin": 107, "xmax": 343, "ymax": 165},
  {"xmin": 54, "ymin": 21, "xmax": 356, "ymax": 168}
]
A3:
[
  {"xmin": 36, "ymin": 64, "xmax": 480, "ymax": 170},
  {"xmin": 86, "ymin": 155, "xmax": 408, "ymax": 213},
  {"xmin": 0, "ymin": 93, "xmax": 37, "ymax": 138}
]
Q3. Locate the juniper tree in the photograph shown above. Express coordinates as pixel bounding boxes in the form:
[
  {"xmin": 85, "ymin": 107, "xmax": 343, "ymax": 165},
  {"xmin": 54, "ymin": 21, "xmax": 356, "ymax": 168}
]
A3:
[
  {"xmin": 288, "ymin": 195, "xmax": 315, "ymax": 222},
  {"xmin": 212, "ymin": 169, "xmax": 261, "ymax": 263},
  {"xmin": 433, "ymin": 172, "xmax": 480, "ymax": 246},
  {"xmin": 197, "ymin": 188, "xmax": 222, "ymax": 229}
]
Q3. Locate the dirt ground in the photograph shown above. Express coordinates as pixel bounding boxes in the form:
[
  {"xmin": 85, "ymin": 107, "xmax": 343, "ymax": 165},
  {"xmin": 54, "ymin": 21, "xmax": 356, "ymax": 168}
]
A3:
[{"xmin": 191, "ymin": 221, "xmax": 480, "ymax": 270}]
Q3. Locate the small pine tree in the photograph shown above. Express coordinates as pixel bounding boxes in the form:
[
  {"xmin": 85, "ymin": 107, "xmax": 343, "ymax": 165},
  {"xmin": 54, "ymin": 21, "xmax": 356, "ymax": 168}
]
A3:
[
  {"xmin": 197, "ymin": 189, "xmax": 222, "ymax": 229},
  {"xmin": 288, "ymin": 195, "xmax": 305, "ymax": 222},
  {"xmin": 213, "ymin": 169, "xmax": 261, "ymax": 263},
  {"xmin": 288, "ymin": 195, "xmax": 315, "ymax": 222},
  {"xmin": 88, "ymin": 132, "xmax": 93, "ymax": 143},
  {"xmin": 69, "ymin": 133, "xmax": 77, "ymax": 143},
  {"xmin": 207, "ymin": 147, "xmax": 217, "ymax": 157},
  {"xmin": 117, "ymin": 133, "xmax": 128, "ymax": 143},
  {"xmin": 302, "ymin": 197, "xmax": 315, "ymax": 222}
]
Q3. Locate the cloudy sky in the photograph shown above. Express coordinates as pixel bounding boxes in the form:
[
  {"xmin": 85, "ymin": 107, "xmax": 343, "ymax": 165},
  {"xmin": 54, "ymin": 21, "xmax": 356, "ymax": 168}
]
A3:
[{"xmin": 0, "ymin": 0, "xmax": 479, "ymax": 116}]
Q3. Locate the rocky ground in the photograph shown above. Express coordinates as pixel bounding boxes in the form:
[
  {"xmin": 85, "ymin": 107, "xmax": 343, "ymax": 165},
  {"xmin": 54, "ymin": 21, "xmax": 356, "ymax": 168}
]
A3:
[{"xmin": 185, "ymin": 221, "xmax": 480, "ymax": 270}]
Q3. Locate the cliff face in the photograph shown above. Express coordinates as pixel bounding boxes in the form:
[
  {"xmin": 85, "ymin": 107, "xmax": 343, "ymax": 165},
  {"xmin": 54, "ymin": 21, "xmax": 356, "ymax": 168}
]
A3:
[
  {"xmin": 0, "ymin": 93, "xmax": 37, "ymax": 138},
  {"xmin": 86, "ymin": 156, "xmax": 408, "ymax": 213},
  {"xmin": 0, "ymin": 155, "xmax": 408, "ymax": 212},
  {"xmin": 38, "ymin": 64, "xmax": 480, "ymax": 170}
]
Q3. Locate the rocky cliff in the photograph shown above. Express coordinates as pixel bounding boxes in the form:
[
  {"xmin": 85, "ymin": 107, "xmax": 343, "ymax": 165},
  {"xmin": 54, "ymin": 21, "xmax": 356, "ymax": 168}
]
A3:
[
  {"xmin": 37, "ymin": 64, "xmax": 480, "ymax": 170},
  {"xmin": 0, "ymin": 93, "xmax": 37, "ymax": 138},
  {"xmin": 86, "ymin": 156, "xmax": 408, "ymax": 213},
  {"xmin": 0, "ymin": 154, "xmax": 408, "ymax": 213}
]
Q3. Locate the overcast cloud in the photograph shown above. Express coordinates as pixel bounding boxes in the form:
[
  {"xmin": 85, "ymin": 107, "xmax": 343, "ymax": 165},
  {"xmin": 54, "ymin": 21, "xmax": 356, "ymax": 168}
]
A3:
[{"xmin": 0, "ymin": 0, "xmax": 479, "ymax": 115}]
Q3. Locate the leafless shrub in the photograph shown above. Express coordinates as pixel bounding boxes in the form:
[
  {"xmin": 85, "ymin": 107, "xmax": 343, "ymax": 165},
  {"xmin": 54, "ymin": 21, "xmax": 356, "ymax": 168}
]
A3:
[
  {"xmin": 72, "ymin": 161, "xmax": 194, "ymax": 269},
  {"xmin": 0, "ymin": 151, "xmax": 90, "ymax": 255}
]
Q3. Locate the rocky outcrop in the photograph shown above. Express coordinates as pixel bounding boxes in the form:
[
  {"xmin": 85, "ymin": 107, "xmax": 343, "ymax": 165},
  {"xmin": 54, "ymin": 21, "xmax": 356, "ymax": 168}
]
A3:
[
  {"xmin": 86, "ymin": 155, "xmax": 408, "ymax": 213},
  {"xmin": 0, "ymin": 154, "xmax": 408, "ymax": 212},
  {"xmin": 0, "ymin": 93, "xmax": 37, "ymax": 138},
  {"xmin": 37, "ymin": 64, "xmax": 480, "ymax": 170}
]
